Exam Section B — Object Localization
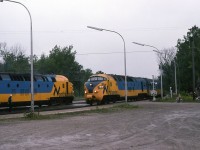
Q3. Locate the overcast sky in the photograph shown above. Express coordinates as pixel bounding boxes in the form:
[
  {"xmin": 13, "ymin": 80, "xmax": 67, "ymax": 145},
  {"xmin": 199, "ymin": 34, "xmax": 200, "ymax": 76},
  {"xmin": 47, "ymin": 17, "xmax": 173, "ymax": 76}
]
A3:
[{"xmin": 0, "ymin": 0, "xmax": 200, "ymax": 78}]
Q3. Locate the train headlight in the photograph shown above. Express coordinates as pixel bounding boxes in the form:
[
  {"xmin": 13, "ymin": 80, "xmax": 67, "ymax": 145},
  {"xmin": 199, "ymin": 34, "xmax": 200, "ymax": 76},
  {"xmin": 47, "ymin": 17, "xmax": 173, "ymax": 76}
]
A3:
[
  {"xmin": 85, "ymin": 91, "xmax": 87, "ymax": 94},
  {"xmin": 94, "ymin": 90, "xmax": 98, "ymax": 93}
]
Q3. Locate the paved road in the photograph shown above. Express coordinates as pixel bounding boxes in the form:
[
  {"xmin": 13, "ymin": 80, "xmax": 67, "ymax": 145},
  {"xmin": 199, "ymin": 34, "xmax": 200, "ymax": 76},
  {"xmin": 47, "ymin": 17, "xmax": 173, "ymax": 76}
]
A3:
[{"xmin": 0, "ymin": 101, "xmax": 200, "ymax": 150}]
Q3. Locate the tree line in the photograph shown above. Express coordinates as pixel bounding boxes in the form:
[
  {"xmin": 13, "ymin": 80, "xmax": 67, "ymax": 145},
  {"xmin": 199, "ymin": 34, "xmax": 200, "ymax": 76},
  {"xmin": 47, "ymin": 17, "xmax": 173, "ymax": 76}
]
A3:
[
  {"xmin": 0, "ymin": 44, "xmax": 92, "ymax": 96},
  {"xmin": 158, "ymin": 25, "xmax": 200, "ymax": 95},
  {"xmin": 1, "ymin": 25, "xmax": 199, "ymax": 97}
]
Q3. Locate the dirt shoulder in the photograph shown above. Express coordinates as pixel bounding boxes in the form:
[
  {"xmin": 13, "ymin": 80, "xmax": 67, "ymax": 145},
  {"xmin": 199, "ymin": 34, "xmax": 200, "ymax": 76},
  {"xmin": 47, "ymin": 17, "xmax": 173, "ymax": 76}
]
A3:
[{"xmin": 0, "ymin": 102, "xmax": 200, "ymax": 150}]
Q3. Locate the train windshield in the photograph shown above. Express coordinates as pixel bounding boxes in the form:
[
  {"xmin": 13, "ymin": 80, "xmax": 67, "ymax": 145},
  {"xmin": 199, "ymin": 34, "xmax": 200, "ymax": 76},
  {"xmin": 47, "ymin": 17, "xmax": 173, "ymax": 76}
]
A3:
[{"xmin": 88, "ymin": 76, "xmax": 107, "ymax": 82}]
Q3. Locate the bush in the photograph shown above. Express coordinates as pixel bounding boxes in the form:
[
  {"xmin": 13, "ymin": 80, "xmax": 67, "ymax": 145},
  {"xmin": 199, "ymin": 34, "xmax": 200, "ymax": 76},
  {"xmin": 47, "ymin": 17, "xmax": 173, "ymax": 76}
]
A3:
[{"xmin": 24, "ymin": 112, "xmax": 40, "ymax": 119}]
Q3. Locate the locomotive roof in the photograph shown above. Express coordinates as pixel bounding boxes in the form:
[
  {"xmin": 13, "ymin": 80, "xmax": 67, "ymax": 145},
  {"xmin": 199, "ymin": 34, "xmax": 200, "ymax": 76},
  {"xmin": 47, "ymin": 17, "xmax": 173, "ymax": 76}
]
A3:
[
  {"xmin": 0, "ymin": 73, "xmax": 69, "ymax": 82},
  {"xmin": 91, "ymin": 73, "xmax": 153, "ymax": 82}
]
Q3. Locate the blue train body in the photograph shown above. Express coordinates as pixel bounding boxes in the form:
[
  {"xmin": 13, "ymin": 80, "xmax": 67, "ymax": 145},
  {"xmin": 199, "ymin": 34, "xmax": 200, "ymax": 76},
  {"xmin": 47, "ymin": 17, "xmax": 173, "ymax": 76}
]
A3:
[{"xmin": 0, "ymin": 73, "xmax": 74, "ymax": 107}]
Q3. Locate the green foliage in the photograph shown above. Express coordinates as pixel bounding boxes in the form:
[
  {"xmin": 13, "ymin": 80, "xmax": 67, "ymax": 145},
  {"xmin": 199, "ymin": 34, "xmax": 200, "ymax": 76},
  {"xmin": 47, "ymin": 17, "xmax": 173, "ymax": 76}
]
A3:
[
  {"xmin": 0, "ymin": 43, "xmax": 93, "ymax": 96},
  {"xmin": 0, "ymin": 44, "xmax": 30, "ymax": 73},
  {"xmin": 95, "ymin": 70, "xmax": 105, "ymax": 74},
  {"xmin": 176, "ymin": 26, "xmax": 200, "ymax": 92},
  {"xmin": 159, "ymin": 26, "xmax": 200, "ymax": 94},
  {"xmin": 22, "ymin": 103, "xmax": 138, "ymax": 120},
  {"xmin": 158, "ymin": 93, "xmax": 196, "ymax": 103},
  {"xmin": 35, "ymin": 45, "xmax": 93, "ymax": 96},
  {"xmin": 24, "ymin": 112, "xmax": 40, "ymax": 120},
  {"xmin": 91, "ymin": 103, "xmax": 139, "ymax": 113}
]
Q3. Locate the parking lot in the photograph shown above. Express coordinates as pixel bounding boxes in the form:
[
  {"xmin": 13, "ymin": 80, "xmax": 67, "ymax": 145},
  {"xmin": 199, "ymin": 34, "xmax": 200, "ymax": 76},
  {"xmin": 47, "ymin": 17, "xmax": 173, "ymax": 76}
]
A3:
[{"xmin": 0, "ymin": 101, "xmax": 200, "ymax": 150}]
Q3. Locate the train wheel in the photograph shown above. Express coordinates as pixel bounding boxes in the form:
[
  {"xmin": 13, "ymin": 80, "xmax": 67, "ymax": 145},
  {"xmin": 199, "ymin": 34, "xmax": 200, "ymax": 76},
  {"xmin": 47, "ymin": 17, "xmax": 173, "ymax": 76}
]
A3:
[
  {"xmin": 97, "ymin": 101, "xmax": 101, "ymax": 105},
  {"xmin": 101, "ymin": 99, "xmax": 105, "ymax": 105},
  {"xmin": 105, "ymin": 98, "xmax": 109, "ymax": 104},
  {"xmin": 89, "ymin": 101, "xmax": 93, "ymax": 106},
  {"xmin": 38, "ymin": 102, "xmax": 42, "ymax": 108}
]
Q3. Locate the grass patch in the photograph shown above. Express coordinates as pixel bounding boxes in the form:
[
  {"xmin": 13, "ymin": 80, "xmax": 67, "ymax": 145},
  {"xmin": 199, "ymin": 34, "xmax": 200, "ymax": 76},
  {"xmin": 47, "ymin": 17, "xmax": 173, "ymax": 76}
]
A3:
[
  {"xmin": 22, "ymin": 103, "xmax": 139, "ymax": 120},
  {"xmin": 90, "ymin": 103, "xmax": 138, "ymax": 113},
  {"xmin": 156, "ymin": 94, "xmax": 198, "ymax": 103}
]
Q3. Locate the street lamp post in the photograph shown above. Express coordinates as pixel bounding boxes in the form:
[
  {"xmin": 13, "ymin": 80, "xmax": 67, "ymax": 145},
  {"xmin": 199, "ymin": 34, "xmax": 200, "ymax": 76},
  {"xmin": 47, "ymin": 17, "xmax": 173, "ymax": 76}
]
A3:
[
  {"xmin": 132, "ymin": 42, "xmax": 163, "ymax": 99},
  {"xmin": 87, "ymin": 26, "xmax": 127, "ymax": 103},
  {"xmin": 1, "ymin": 0, "xmax": 34, "ymax": 112}
]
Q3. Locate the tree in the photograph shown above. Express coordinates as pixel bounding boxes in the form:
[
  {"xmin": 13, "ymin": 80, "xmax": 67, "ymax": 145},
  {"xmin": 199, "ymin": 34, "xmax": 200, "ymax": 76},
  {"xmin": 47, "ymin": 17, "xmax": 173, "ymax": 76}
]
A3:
[
  {"xmin": 95, "ymin": 71, "xmax": 105, "ymax": 74},
  {"xmin": 35, "ymin": 45, "xmax": 93, "ymax": 96},
  {"xmin": 155, "ymin": 47, "xmax": 177, "ymax": 93},
  {"xmin": 158, "ymin": 26, "xmax": 200, "ymax": 94},
  {"xmin": 176, "ymin": 26, "xmax": 200, "ymax": 92},
  {"xmin": 0, "ymin": 43, "xmax": 29, "ymax": 73},
  {"xmin": 0, "ymin": 43, "xmax": 93, "ymax": 96}
]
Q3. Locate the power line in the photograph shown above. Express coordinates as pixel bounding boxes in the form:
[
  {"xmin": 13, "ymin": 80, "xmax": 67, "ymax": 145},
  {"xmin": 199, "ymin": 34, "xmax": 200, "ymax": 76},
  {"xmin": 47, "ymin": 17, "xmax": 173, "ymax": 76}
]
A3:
[
  {"xmin": 0, "ymin": 26, "xmax": 188, "ymax": 34},
  {"xmin": 76, "ymin": 50, "xmax": 152, "ymax": 55},
  {"xmin": 30, "ymin": 50, "xmax": 153, "ymax": 58}
]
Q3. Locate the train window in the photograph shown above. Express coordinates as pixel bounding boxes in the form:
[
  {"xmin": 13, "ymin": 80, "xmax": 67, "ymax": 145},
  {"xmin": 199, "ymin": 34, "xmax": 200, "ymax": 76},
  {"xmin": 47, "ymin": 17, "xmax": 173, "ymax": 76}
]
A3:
[
  {"xmin": 0, "ymin": 76, "xmax": 2, "ymax": 80},
  {"xmin": 93, "ymin": 77, "xmax": 98, "ymax": 81},
  {"xmin": 51, "ymin": 77, "xmax": 56, "ymax": 82},
  {"xmin": 7, "ymin": 84, "xmax": 10, "ymax": 88},
  {"xmin": 88, "ymin": 76, "xmax": 97, "ymax": 81},
  {"xmin": 10, "ymin": 75, "xmax": 14, "ymax": 81},
  {"xmin": 24, "ymin": 76, "xmax": 30, "ymax": 81},
  {"xmin": 47, "ymin": 84, "xmax": 49, "ymax": 88},
  {"xmin": 35, "ymin": 76, "xmax": 44, "ymax": 81},
  {"xmin": 17, "ymin": 84, "xmax": 19, "ymax": 88},
  {"xmin": 1, "ymin": 74, "xmax": 11, "ymax": 80},
  {"xmin": 97, "ymin": 77, "xmax": 104, "ymax": 81},
  {"xmin": 14, "ymin": 76, "xmax": 18, "ymax": 81},
  {"xmin": 46, "ymin": 77, "xmax": 52, "ymax": 82},
  {"xmin": 127, "ymin": 77, "xmax": 133, "ymax": 82},
  {"xmin": 21, "ymin": 76, "xmax": 25, "ymax": 81},
  {"xmin": 42, "ymin": 77, "xmax": 47, "ymax": 81},
  {"xmin": 131, "ymin": 77, "xmax": 135, "ymax": 82},
  {"xmin": 88, "ymin": 76, "xmax": 107, "ymax": 81},
  {"xmin": 115, "ymin": 76, "xmax": 122, "ymax": 81},
  {"xmin": 38, "ymin": 84, "xmax": 40, "ymax": 88},
  {"xmin": 120, "ymin": 76, "xmax": 125, "ymax": 81}
]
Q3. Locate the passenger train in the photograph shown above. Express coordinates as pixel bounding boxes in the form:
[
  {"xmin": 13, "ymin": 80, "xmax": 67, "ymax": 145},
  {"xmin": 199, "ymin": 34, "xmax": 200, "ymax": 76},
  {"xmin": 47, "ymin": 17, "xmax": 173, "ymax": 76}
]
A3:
[
  {"xmin": 84, "ymin": 74, "xmax": 161, "ymax": 105},
  {"xmin": 0, "ymin": 73, "xmax": 74, "ymax": 107}
]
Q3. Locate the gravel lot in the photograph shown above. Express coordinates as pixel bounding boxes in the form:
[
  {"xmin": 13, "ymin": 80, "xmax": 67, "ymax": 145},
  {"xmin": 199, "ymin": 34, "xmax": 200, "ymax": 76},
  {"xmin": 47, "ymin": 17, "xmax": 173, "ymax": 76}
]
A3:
[{"xmin": 0, "ymin": 101, "xmax": 200, "ymax": 150}]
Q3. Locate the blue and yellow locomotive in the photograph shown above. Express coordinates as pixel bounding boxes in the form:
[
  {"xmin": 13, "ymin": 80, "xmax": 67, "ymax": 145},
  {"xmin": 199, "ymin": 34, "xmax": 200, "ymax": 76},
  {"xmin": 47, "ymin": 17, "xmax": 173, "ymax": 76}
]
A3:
[
  {"xmin": 84, "ymin": 74, "xmax": 160, "ymax": 105},
  {"xmin": 0, "ymin": 73, "xmax": 74, "ymax": 107}
]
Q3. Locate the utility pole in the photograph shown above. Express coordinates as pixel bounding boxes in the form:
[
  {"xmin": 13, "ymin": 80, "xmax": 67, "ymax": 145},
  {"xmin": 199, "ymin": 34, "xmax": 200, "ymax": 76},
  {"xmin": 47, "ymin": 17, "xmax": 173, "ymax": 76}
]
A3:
[{"xmin": 192, "ymin": 39, "xmax": 195, "ymax": 100}]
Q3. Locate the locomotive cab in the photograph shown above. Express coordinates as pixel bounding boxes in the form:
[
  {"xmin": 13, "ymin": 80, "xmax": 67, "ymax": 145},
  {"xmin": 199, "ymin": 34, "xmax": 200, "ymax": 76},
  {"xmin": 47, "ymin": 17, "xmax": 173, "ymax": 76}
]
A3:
[{"xmin": 84, "ymin": 74, "xmax": 119, "ymax": 105}]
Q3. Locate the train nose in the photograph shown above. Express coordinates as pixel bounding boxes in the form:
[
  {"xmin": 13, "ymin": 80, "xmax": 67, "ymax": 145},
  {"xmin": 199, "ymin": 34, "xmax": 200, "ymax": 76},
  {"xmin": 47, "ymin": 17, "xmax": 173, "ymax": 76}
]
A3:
[{"xmin": 86, "ymin": 94, "xmax": 96, "ymax": 100}]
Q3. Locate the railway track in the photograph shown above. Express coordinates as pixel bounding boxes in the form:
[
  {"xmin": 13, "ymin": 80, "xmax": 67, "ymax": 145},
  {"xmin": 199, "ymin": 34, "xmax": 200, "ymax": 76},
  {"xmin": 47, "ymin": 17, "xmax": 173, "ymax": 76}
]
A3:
[
  {"xmin": 0, "ymin": 99, "xmax": 129, "ymax": 119},
  {"xmin": 0, "ymin": 98, "xmax": 146, "ymax": 119},
  {"xmin": 0, "ymin": 99, "xmax": 89, "ymax": 115}
]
